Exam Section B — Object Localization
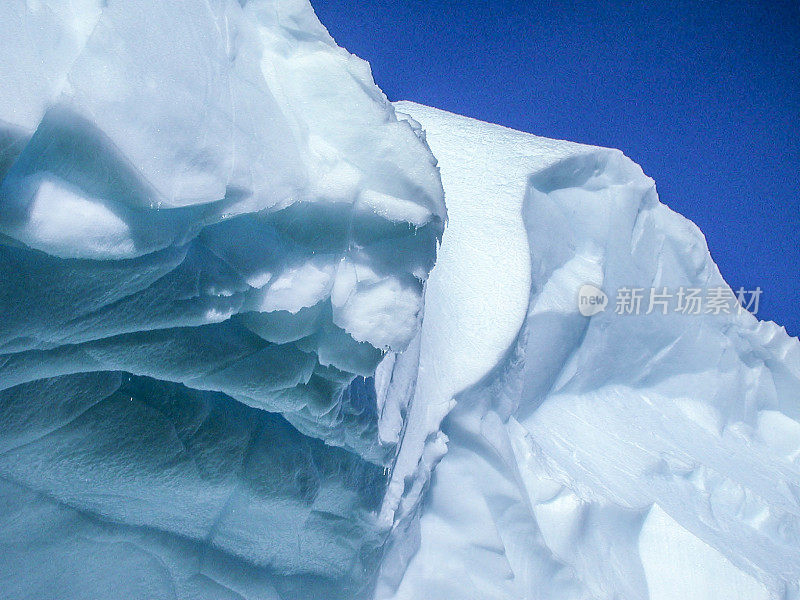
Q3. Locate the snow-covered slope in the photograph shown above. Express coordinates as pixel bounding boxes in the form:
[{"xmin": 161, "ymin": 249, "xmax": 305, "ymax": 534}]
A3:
[{"xmin": 384, "ymin": 102, "xmax": 800, "ymax": 600}]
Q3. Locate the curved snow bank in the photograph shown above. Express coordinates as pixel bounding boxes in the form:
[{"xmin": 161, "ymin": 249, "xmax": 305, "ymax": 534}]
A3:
[
  {"xmin": 387, "ymin": 103, "xmax": 800, "ymax": 600},
  {"xmin": 0, "ymin": 2, "xmax": 443, "ymax": 598}
]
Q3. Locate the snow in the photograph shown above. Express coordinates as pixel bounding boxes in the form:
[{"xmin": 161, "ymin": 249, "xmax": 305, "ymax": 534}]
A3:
[
  {"xmin": 382, "ymin": 102, "xmax": 800, "ymax": 600},
  {"xmin": 639, "ymin": 504, "xmax": 770, "ymax": 600},
  {"xmin": 8, "ymin": 178, "xmax": 137, "ymax": 259},
  {"xmin": 1, "ymin": 1, "xmax": 799, "ymax": 599}
]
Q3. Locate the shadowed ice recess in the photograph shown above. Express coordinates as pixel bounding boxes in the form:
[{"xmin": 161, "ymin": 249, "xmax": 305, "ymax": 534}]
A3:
[{"xmin": 0, "ymin": 0, "xmax": 443, "ymax": 598}]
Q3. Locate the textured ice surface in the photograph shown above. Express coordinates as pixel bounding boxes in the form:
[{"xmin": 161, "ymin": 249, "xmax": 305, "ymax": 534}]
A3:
[
  {"xmin": 382, "ymin": 102, "xmax": 800, "ymax": 600},
  {"xmin": 0, "ymin": 2, "xmax": 443, "ymax": 598},
  {"xmin": 2, "ymin": 1, "xmax": 799, "ymax": 598}
]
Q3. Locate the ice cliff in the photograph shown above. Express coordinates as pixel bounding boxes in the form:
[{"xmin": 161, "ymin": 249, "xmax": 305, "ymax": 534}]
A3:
[
  {"xmin": 1, "ymin": 2, "xmax": 798, "ymax": 600},
  {"xmin": 0, "ymin": 1, "xmax": 444, "ymax": 598}
]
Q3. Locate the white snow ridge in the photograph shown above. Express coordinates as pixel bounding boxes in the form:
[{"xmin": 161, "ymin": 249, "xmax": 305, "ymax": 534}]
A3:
[{"xmin": 0, "ymin": 2, "xmax": 798, "ymax": 600}]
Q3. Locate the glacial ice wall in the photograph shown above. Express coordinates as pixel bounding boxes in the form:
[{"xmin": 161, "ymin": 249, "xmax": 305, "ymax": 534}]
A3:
[
  {"xmin": 0, "ymin": 2, "xmax": 444, "ymax": 598},
  {"xmin": 384, "ymin": 102, "xmax": 800, "ymax": 600}
]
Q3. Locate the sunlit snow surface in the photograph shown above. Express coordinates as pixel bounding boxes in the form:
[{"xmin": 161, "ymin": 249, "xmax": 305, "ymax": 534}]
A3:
[
  {"xmin": 383, "ymin": 102, "xmax": 800, "ymax": 600},
  {"xmin": 1, "ymin": 1, "xmax": 799, "ymax": 599}
]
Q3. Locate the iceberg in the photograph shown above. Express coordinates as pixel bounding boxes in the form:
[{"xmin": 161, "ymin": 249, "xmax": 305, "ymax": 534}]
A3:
[{"xmin": 1, "ymin": 2, "xmax": 799, "ymax": 600}]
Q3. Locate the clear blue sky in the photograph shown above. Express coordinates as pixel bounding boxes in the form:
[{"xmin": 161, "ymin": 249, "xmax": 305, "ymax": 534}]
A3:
[{"xmin": 311, "ymin": 0, "xmax": 799, "ymax": 336}]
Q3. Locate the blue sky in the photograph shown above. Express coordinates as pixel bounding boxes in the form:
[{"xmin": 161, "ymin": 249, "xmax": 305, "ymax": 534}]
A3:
[{"xmin": 311, "ymin": 0, "xmax": 799, "ymax": 336}]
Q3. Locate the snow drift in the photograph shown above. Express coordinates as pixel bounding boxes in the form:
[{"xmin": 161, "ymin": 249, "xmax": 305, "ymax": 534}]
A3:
[{"xmin": 382, "ymin": 102, "xmax": 800, "ymax": 600}]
